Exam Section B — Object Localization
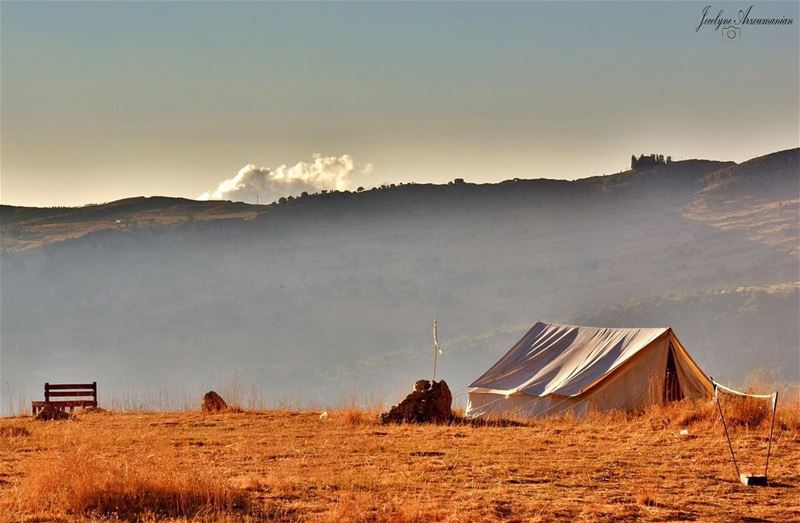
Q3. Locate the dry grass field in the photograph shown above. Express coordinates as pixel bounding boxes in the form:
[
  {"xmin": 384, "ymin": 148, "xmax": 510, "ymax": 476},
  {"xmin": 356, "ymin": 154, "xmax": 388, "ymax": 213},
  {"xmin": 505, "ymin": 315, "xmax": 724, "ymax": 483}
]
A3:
[{"xmin": 1, "ymin": 398, "xmax": 798, "ymax": 523}]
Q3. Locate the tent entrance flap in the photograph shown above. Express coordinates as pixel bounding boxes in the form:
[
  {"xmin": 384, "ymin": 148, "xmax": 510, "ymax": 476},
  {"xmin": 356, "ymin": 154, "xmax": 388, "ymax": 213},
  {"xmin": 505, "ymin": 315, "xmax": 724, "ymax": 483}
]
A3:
[{"xmin": 664, "ymin": 342, "xmax": 684, "ymax": 404}]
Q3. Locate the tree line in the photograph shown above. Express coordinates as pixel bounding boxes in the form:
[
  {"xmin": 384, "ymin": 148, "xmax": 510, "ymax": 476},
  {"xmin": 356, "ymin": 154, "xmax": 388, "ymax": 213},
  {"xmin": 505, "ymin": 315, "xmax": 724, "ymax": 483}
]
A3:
[{"xmin": 631, "ymin": 153, "xmax": 671, "ymax": 169}]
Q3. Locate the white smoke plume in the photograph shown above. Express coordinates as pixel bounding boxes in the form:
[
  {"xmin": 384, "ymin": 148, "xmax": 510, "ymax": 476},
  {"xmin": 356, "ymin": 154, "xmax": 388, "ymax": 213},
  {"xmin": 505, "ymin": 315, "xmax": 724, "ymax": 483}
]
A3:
[{"xmin": 199, "ymin": 154, "xmax": 372, "ymax": 203}]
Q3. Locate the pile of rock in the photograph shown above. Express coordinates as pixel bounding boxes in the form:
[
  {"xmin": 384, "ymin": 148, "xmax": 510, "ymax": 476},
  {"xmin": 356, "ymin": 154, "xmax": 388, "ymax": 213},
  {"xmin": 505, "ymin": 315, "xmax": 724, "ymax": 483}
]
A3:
[{"xmin": 380, "ymin": 379, "xmax": 453, "ymax": 424}]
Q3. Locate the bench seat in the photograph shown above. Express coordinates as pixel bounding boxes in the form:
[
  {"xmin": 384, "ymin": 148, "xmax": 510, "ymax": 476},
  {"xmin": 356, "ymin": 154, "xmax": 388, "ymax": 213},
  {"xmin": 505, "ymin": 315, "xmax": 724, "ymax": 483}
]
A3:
[{"xmin": 31, "ymin": 399, "xmax": 97, "ymax": 414}]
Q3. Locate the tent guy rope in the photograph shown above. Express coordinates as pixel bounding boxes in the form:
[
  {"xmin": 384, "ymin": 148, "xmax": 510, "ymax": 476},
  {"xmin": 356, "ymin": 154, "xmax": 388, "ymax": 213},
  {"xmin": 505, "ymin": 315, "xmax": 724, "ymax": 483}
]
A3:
[{"xmin": 712, "ymin": 380, "xmax": 778, "ymax": 486}]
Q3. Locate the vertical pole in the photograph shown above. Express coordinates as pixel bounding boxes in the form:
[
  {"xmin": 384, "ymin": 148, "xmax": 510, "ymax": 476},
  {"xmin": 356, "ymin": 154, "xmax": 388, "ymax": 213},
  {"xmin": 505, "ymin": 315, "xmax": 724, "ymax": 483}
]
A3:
[
  {"xmin": 715, "ymin": 385, "xmax": 740, "ymax": 480},
  {"xmin": 45, "ymin": 383, "xmax": 50, "ymax": 404},
  {"xmin": 432, "ymin": 319, "xmax": 438, "ymax": 382},
  {"xmin": 764, "ymin": 391, "xmax": 778, "ymax": 478}
]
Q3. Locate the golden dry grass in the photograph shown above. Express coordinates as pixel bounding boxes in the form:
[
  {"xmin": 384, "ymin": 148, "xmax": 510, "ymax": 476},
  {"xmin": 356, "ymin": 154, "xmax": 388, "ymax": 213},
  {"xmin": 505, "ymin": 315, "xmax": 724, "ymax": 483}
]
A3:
[
  {"xmin": 0, "ymin": 425, "xmax": 31, "ymax": 438},
  {"xmin": 1, "ymin": 399, "xmax": 798, "ymax": 522},
  {"xmin": 12, "ymin": 448, "xmax": 246, "ymax": 520}
]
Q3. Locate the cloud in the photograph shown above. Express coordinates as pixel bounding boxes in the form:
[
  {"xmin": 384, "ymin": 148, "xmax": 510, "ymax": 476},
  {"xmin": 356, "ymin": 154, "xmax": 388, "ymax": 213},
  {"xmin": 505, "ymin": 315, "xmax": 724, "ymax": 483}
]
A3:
[{"xmin": 199, "ymin": 154, "xmax": 369, "ymax": 203}]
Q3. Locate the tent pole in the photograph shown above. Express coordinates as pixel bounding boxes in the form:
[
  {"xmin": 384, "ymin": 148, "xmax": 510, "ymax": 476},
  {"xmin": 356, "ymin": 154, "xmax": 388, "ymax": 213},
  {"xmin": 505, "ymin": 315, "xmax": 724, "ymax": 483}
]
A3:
[
  {"xmin": 764, "ymin": 391, "xmax": 778, "ymax": 477},
  {"xmin": 432, "ymin": 319, "xmax": 438, "ymax": 383},
  {"xmin": 715, "ymin": 386, "xmax": 740, "ymax": 480},
  {"xmin": 433, "ymin": 347, "xmax": 438, "ymax": 382}
]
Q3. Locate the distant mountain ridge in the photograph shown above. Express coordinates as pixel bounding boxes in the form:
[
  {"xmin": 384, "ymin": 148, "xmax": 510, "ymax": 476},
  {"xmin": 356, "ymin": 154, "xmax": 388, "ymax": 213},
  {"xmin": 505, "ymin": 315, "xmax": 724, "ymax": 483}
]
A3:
[
  {"xmin": 0, "ymin": 154, "xmax": 750, "ymax": 251},
  {"xmin": 1, "ymin": 148, "xmax": 797, "ymax": 412}
]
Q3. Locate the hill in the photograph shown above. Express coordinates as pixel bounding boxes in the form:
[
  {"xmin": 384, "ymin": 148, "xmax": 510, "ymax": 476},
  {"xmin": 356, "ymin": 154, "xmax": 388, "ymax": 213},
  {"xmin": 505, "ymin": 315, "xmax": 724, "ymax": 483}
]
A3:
[
  {"xmin": 1, "ymin": 150, "xmax": 798, "ymax": 411},
  {"xmin": 0, "ymin": 197, "xmax": 261, "ymax": 251},
  {"xmin": 687, "ymin": 148, "xmax": 799, "ymax": 255}
]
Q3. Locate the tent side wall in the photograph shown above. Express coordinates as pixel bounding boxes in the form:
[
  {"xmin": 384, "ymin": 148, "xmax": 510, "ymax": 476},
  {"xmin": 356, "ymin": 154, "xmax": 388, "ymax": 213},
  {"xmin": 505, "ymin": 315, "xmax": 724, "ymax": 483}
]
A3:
[
  {"xmin": 466, "ymin": 338, "xmax": 669, "ymax": 419},
  {"xmin": 581, "ymin": 336, "xmax": 670, "ymax": 413},
  {"xmin": 584, "ymin": 332, "xmax": 712, "ymax": 406},
  {"xmin": 466, "ymin": 392, "xmax": 585, "ymax": 420}
]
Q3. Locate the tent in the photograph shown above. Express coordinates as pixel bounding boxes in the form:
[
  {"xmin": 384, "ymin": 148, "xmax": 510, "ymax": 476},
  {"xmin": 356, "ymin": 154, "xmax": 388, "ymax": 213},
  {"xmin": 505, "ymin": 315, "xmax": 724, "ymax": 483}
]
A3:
[{"xmin": 465, "ymin": 322, "xmax": 713, "ymax": 419}]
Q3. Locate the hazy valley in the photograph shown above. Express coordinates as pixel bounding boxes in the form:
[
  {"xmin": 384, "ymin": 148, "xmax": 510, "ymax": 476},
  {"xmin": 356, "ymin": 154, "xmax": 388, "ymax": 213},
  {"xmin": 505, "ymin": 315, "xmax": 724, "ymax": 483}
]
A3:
[{"xmin": 1, "ymin": 149, "xmax": 798, "ymax": 413}]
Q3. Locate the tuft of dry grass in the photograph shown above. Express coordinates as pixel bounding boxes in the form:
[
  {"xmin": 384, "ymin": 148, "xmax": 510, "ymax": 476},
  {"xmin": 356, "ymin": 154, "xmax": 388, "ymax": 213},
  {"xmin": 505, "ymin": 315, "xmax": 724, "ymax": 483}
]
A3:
[
  {"xmin": 322, "ymin": 491, "xmax": 436, "ymax": 523},
  {"xmin": 337, "ymin": 404, "xmax": 382, "ymax": 426},
  {"xmin": 343, "ymin": 409, "xmax": 368, "ymax": 426},
  {"xmin": 0, "ymin": 425, "xmax": 31, "ymax": 438},
  {"xmin": 717, "ymin": 394, "xmax": 771, "ymax": 429},
  {"xmin": 341, "ymin": 408, "xmax": 382, "ymax": 426},
  {"xmin": 646, "ymin": 399, "xmax": 716, "ymax": 430},
  {"xmin": 634, "ymin": 489, "xmax": 656, "ymax": 507},
  {"xmin": 777, "ymin": 401, "xmax": 800, "ymax": 431},
  {"xmin": 14, "ymin": 445, "xmax": 247, "ymax": 520},
  {"xmin": 644, "ymin": 394, "xmax": 800, "ymax": 432},
  {"xmin": 80, "ymin": 406, "xmax": 110, "ymax": 415}
]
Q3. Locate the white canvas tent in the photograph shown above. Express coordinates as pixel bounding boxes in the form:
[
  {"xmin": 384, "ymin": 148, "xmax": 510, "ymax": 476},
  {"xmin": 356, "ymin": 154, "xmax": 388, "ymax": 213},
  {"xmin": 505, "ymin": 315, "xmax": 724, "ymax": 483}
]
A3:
[{"xmin": 465, "ymin": 322, "xmax": 713, "ymax": 419}]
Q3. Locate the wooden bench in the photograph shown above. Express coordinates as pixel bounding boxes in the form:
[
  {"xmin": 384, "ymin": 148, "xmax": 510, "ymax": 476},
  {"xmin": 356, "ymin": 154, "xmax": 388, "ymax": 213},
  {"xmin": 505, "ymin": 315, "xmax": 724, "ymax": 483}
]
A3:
[{"xmin": 31, "ymin": 382, "xmax": 97, "ymax": 415}]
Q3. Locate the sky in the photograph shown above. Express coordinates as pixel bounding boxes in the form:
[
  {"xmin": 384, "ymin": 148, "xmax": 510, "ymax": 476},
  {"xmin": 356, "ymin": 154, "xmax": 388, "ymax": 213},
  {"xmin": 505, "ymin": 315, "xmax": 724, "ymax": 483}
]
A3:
[{"xmin": 1, "ymin": 1, "xmax": 798, "ymax": 207}]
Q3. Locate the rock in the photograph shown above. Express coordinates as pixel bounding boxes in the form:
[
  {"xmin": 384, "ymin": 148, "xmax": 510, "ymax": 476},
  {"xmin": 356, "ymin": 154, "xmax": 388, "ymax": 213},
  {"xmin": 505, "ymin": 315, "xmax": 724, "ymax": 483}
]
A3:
[
  {"xmin": 201, "ymin": 391, "xmax": 228, "ymax": 412},
  {"xmin": 34, "ymin": 404, "xmax": 71, "ymax": 421},
  {"xmin": 380, "ymin": 379, "xmax": 453, "ymax": 424},
  {"xmin": 428, "ymin": 380, "xmax": 453, "ymax": 422}
]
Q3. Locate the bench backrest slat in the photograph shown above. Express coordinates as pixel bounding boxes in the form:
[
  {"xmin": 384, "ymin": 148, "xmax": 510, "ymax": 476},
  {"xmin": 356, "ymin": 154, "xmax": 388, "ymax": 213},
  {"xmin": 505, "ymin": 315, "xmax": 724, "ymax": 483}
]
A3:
[
  {"xmin": 47, "ymin": 391, "xmax": 96, "ymax": 397},
  {"xmin": 46, "ymin": 383, "xmax": 96, "ymax": 390}
]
